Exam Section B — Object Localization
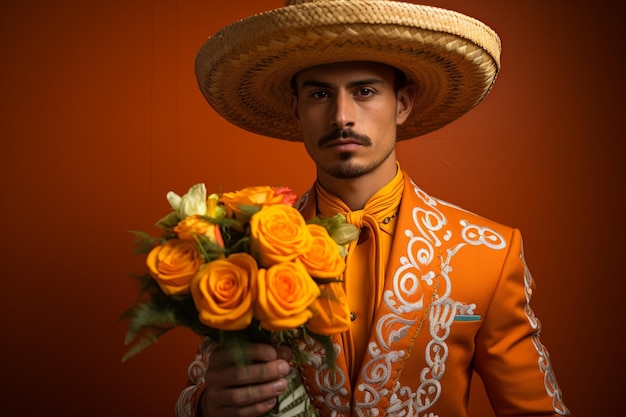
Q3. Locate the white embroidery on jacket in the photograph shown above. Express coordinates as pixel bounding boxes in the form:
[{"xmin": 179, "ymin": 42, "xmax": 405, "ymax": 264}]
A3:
[
  {"xmin": 174, "ymin": 338, "xmax": 216, "ymax": 417},
  {"xmin": 519, "ymin": 244, "xmax": 571, "ymax": 416},
  {"xmin": 303, "ymin": 337, "xmax": 351, "ymax": 413},
  {"xmin": 383, "ymin": 182, "xmax": 507, "ymax": 417},
  {"xmin": 304, "ymin": 180, "xmax": 509, "ymax": 416}
]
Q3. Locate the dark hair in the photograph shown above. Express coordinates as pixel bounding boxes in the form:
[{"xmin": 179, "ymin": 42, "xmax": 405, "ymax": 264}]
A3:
[{"xmin": 391, "ymin": 67, "xmax": 407, "ymax": 93}]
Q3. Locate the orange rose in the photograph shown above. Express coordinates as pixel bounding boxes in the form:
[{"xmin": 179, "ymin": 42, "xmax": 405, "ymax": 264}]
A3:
[
  {"xmin": 174, "ymin": 214, "xmax": 224, "ymax": 247},
  {"xmin": 255, "ymin": 261, "xmax": 320, "ymax": 331},
  {"xmin": 299, "ymin": 224, "xmax": 346, "ymax": 278},
  {"xmin": 220, "ymin": 186, "xmax": 297, "ymax": 220},
  {"xmin": 190, "ymin": 253, "xmax": 258, "ymax": 331},
  {"xmin": 306, "ymin": 280, "xmax": 351, "ymax": 335},
  {"xmin": 249, "ymin": 204, "xmax": 313, "ymax": 267},
  {"xmin": 146, "ymin": 239, "xmax": 203, "ymax": 295}
]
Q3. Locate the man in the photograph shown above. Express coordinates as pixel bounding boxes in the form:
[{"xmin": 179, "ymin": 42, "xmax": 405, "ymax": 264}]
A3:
[{"xmin": 176, "ymin": 1, "xmax": 570, "ymax": 416}]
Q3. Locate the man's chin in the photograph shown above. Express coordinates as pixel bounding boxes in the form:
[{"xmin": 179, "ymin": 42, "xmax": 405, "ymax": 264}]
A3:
[
  {"xmin": 327, "ymin": 159, "xmax": 370, "ymax": 179},
  {"xmin": 338, "ymin": 151, "xmax": 355, "ymax": 161}
]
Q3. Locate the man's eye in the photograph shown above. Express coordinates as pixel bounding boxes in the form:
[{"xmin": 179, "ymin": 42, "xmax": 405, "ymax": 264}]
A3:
[
  {"xmin": 357, "ymin": 88, "xmax": 374, "ymax": 97},
  {"xmin": 311, "ymin": 91, "xmax": 330, "ymax": 99}
]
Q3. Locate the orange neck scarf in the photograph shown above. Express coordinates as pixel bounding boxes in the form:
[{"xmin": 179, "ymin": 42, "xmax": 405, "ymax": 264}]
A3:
[{"xmin": 315, "ymin": 167, "xmax": 404, "ymax": 384}]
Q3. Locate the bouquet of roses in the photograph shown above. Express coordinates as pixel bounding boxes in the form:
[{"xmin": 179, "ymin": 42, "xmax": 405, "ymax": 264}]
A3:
[{"xmin": 121, "ymin": 183, "xmax": 359, "ymax": 378}]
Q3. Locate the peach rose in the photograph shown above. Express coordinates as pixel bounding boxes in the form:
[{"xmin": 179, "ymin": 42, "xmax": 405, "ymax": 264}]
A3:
[
  {"xmin": 174, "ymin": 214, "xmax": 224, "ymax": 248},
  {"xmin": 146, "ymin": 239, "xmax": 203, "ymax": 296},
  {"xmin": 249, "ymin": 204, "xmax": 313, "ymax": 267},
  {"xmin": 255, "ymin": 261, "xmax": 320, "ymax": 332},
  {"xmin": 191, "ymin": 253, "xmax": 258, "ymax": 331},
  {"xmin": 299, "ymin": 224, "xmax": 346, "ymax": 278},
  {"xmin": 272, "ymin": 186, "xmax": 298, "ymax": 206},
  {"xmin": 220, "ymin": 186, "xmax": 297, "ymax": 220},
  {"xmin": 306, "ymin": 280, "xmax": 351, "ymax": 335}
]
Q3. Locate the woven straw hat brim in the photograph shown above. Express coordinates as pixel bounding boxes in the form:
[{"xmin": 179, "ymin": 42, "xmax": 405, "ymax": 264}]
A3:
[{"xmin": 195, "ymin": 1, "xmax": 501, "ymax": 141}]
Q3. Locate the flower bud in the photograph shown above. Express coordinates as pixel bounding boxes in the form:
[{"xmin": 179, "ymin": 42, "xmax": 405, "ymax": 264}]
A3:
[
  {"xmin": 167, "ymin": 183, "xmax": 208, "ymax": 219},
  {"xmin": 329, "ymin": 222, "xmax": 360, "ymax": 246},
  {"xmin": 207, "ymin": 193, "xmax": 227, "ymax": 218}
]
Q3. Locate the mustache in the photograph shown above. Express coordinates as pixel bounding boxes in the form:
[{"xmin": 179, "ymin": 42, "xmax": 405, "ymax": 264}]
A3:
[{"xmin": 318, "ymin": 129, "xmax": 372, "ymax": 147}]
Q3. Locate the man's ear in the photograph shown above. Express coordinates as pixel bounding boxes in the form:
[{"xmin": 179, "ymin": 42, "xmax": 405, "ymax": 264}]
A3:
[
  {"xmin": 290, "ymin": 92, "xmax": 300, "ymax": 121},
  {"xmin": 396, "ymin": 84, "xmax": 415, "ymax": 125}
]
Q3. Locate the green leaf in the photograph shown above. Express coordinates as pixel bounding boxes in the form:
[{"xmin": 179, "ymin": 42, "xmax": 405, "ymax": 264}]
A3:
[
  {"xmin": 121, "ymin": 302, "xmax": 181, "ymax": 362},
  {"xmin": 196, "ymin": 234, "xmax": 228, "ymax": 262},
  {"xmin": 199, "ymin": 215, "xmax": 239, "ymax": 229},
  {"xmin": 155, "ymin": 211, "xmax": 180, "ymax": 229},
  {"xmin": 121, "ymin": 332, "xmax": 159, "ymax": 363},
  {"xmin": 127, "ymin": 303, "xmax": 178, "ymax": 334},
  {"xmin": 129, "ymin": 230, "xmax": 160, "ymax": 254},
  {"xmin": 237, "ymin": 204, "xmax": 261, "ymax": 219}
]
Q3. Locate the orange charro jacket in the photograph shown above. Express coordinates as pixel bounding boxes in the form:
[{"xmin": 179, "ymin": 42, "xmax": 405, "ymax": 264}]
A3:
[{"xmin": 175, "ymin": 169, "xmax": 570, "ymax": 417}]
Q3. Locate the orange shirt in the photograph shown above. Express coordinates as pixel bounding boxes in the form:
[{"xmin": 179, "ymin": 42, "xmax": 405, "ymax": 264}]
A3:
[{"xmin": 316, "ymin": 168, "xmax": 403, "ymax": 385}]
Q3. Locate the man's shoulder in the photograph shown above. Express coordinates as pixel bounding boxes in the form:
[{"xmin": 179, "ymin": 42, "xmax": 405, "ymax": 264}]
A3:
[{"xmin": 405, "ymin": 180, "xmax": 515, "ymax": 236}]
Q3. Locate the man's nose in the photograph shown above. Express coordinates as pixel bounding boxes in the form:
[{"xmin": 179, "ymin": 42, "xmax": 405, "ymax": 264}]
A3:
[{"xmin": 331, "ymin": 91, "xmax": 355, "ymax": 130}]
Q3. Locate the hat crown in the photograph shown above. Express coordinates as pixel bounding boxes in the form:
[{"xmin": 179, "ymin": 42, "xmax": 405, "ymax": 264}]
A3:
[
  {"xmin": 286, "ymin": 0, "xmax": 386, "ymax": 3},
  {"xmin": 286, "ymin": 0, "xmax": 354, "ymax": 4}
]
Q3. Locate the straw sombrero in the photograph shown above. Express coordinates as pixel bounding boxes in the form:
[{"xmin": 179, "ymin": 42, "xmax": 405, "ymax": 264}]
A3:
[{"xmin": 195, "ymin": 0, "xmax": 501, "ymax": 141}]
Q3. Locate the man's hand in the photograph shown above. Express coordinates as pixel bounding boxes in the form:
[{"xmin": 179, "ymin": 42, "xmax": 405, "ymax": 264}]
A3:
[{"xmin": 201, "ymin": 343, "xmax": 293, "ymax": 417}]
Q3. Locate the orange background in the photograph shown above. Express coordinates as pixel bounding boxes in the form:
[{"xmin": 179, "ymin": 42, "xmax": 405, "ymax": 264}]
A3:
[{"xmin": 1, "ymin": 1, "xmax": 623, "ymax": 416}]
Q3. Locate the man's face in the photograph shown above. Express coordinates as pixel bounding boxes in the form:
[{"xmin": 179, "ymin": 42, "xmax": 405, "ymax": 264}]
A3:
[{"xmin": 292, "ymin": 61, "xmax": 413, "ymax": 180}]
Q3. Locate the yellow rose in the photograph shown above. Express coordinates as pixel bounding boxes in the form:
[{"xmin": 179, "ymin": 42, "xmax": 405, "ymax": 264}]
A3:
[
  {"xmin": 191, "ymin": 253, "xmax": 258, "ymax": 331},
  {"xmin": 174, "ymin": 214, "xmax": 224, "ymax": 247},
  {"xmin": 255, "ymin": 261, "xmax": 320, "ymax": 332},
  {"xmin": 146, "ymin": 239, "xmax": 203, "ymax": 295},
  {"xmin": 220, "ymin": 186, "xmax": 296, "ymax": 220},
  {"xmin": 306, "ymin": 280, "xmax": 351, "ymax": 335},
  {"xmin": 299, "ymin": 224, "xmax": 346, "ymax": 278},
  {"xmin": 249, "ymin": 204, "xmax": 313, "ymax": 267}
]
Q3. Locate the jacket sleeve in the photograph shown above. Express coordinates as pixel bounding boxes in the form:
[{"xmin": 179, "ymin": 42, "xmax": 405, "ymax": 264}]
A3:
[
  {"xmin": 474, "ymin": 228, "xmax": 571, "ymax": 416},
  {"xmin": 175, "ymin": 338, "xmax": 217, "ymax": 417},
  {"xmin": 174, "ymin": 338, "xmax": 317, "ymax": 417}
]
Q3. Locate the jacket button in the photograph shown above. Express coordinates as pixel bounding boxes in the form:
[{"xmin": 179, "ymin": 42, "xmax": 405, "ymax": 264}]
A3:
[{"xmin": 350, "ymin": 312, "xmax": 357, "ymax": 321}]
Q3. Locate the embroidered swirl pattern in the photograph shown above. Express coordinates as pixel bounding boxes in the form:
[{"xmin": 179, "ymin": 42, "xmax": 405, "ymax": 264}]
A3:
[{"xmin": 270, "ymin": 181, "xmax": 568, "ymax": 416}]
